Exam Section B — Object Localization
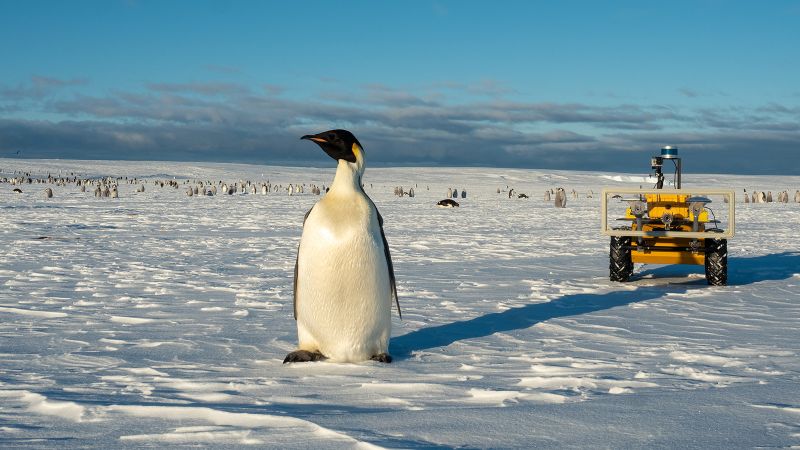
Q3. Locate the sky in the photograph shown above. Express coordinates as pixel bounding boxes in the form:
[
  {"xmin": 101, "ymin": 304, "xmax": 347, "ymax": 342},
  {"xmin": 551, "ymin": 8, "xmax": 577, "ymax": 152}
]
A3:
[{"xmin": 1, "ymin": 0, "xmax": 799, "ymax": 174}]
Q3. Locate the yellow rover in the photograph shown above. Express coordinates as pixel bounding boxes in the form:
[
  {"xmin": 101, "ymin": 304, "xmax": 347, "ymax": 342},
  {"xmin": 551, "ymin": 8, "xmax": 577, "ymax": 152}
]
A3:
[{"xmin": 601, "ymin": 147, "xmax": 735, "ymax": 285}]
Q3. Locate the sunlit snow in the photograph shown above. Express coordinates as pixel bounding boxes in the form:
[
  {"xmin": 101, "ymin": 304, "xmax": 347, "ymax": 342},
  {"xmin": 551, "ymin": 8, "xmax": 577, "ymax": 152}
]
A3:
[{"xmin": 1, "ymin": 158, "xmax": 799, "ymax": 448}]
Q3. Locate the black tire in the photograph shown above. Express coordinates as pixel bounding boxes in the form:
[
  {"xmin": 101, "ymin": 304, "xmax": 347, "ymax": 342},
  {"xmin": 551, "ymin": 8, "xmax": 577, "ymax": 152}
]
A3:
[
  {"xmin": 610, "ymin": 228, "xmax": 633, "ymax": 282},
  {"xmin": 705, "ymin": 238, "xmax": 727, "ymax": 286}
]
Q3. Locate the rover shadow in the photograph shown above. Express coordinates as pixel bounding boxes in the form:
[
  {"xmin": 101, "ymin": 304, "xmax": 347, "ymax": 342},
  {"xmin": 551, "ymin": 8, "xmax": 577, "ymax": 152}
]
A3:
[
  {"xmin": 391, "ymin": 252, "xmax": 800, "ymax": 359},
  {"xmin": 636, "ymin": 251, "xmax": 800, "ymax": 286}
]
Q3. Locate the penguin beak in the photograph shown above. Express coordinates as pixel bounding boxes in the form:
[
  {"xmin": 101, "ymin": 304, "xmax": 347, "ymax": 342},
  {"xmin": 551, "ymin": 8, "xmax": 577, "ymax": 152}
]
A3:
[{"xmin": 301, "ymin": 135, "xmax": 327, "ymax": 144}]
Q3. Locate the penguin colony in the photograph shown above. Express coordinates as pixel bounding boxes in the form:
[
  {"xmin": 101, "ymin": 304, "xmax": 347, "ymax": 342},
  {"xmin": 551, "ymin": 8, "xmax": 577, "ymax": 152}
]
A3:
[
  {"xmin": 5, "ymin": 170, "xmax": 796, "ymax": 207},
  {"xmin": 742, "ymin": 188, "xmax": 799, "ymax": 204},
  {"xmin": 1, "ymin": 172, "xmax": 330, "ymax": 200}
]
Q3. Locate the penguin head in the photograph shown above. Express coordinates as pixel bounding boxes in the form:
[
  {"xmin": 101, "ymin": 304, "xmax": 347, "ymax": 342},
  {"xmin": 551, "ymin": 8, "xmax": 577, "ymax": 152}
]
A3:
[{"xmin": 301, "ymin": 129, "xmax": 364, "ymax": 166}]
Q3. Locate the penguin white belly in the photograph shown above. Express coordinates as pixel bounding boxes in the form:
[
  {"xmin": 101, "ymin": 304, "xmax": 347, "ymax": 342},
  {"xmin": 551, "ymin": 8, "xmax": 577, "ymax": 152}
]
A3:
[{"xmin": 295, "ymin": 197, "xmax": 391, "ymax": 362}]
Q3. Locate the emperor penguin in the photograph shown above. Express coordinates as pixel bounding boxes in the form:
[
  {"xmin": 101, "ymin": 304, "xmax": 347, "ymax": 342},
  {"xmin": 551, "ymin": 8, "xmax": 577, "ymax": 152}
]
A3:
[
  {"xmin": 284, "ymin": 129, "xmax": 400, "ymax": 364},
  {"xmin": 554, "ymin": 187, "xmax": 567, "ymax": 208}
]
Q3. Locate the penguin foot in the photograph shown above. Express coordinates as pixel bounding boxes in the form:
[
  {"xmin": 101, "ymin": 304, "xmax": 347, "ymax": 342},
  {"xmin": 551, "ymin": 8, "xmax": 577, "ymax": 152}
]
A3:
[
  {"xmin": 370, "ymin": 353, "xmax": 392, "ymax": 363},
  {"xmin": 283, "ymin": 350, "xmax": 326, "ymax": 364}
]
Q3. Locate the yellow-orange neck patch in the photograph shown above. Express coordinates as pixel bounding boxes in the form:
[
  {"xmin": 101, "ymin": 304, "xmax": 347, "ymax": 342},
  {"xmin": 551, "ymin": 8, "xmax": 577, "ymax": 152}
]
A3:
[{"xmin": 352, "ymin": 142, "xmax": 363, "ymax": 162}]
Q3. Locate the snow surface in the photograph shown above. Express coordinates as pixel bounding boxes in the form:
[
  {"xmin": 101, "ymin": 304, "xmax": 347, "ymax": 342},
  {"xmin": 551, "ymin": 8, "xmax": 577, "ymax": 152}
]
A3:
[{"xmin": 1, "ymin": 158, "xmax": 799, "ymax": 448}]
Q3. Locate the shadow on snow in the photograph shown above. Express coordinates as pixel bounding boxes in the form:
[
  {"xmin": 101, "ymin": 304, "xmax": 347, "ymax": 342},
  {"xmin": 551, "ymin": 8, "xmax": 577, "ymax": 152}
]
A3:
[{"xmin": 391, "ymin": 251, "xmax": 800, "ymax": 359}]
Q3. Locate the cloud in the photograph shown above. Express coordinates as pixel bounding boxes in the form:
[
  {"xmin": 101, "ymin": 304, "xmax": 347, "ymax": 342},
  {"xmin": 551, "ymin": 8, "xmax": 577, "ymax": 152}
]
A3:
[
  {"xmin": 145, "ymin": 82, "xmax": 250, "ymax": 96},
  {"xmin": 431, "ymin": 79, "xmax": 518, "ymax": 97},
  {"xmin": 0, "ymin": 75, "xmax": 88, "ymax": 101},
  {"xmin": 263, "ymin": 84, "xmax": 285, "ymax": 96},
  {"xmin": 361, "ymin": 84, "xmax": 441, "ymax": 107},
  {"xmin": 204, "ymin": 64, "xmax": 243, "ymax": 75},
  {"xmin": 30, "ymin": 75, "xmax": 88, "ymax": 90},
  {"xmin": 2, "ymin": 79, "xmax": 799, "ymax": 174}
]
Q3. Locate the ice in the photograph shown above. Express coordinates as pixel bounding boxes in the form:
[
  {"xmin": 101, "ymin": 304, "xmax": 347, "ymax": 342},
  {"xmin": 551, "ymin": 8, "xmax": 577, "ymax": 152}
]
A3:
[{"xmin": 1, "ymin": 158, "xmax": 800, "ymax": 447}]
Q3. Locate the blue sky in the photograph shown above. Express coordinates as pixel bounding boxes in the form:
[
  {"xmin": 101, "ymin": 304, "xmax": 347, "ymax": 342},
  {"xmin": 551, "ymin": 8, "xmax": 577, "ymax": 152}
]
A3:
[{"xmin": 1, "ymin": 1, "xmax": 799, "ymax": 173}]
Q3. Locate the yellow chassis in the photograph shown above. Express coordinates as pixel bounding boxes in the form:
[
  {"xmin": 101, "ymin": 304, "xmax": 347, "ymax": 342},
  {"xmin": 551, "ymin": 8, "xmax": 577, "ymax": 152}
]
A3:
[{"xmin": 601, "ymin": 188, "xmax": 735, "ymax": 266}]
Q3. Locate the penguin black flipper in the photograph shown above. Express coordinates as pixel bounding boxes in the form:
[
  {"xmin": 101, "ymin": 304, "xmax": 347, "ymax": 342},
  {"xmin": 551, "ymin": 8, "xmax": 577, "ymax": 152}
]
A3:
[
  {"xmin": 293, "ymin": 206, "xmax": 315, "ymax": 320},
  {"xmin": 376, "ymin": 209, "xmax": 401, "ymax": 319}
]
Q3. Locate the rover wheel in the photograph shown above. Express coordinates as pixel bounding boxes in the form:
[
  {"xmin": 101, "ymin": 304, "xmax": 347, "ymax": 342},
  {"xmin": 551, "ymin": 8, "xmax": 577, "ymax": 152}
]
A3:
[
  {"xmin": 610, "ymin": 227, "xmax": 633, "ymax": 282},
  {"xmin": 704, "ymin": 238, "xmax": 727, "ymax": 286}
]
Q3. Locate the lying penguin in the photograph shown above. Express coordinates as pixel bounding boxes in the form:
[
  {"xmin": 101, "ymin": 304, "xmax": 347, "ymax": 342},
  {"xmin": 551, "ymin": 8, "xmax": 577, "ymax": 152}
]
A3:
[{"xmin": 437, "ymin": 199, "xmax": 460, "ymax": 207}]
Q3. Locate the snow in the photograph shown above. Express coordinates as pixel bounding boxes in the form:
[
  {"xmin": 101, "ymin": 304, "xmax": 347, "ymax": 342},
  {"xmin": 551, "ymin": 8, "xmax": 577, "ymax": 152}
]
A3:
[{"xmin": 1, "ymin": 157, "xmax": 799, "ymax": 448}]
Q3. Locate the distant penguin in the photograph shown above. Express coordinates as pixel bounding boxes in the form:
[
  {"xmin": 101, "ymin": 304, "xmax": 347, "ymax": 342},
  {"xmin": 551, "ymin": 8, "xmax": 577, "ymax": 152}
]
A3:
[
  {"xmin": 137, "ymin": 184, "xmax": 145, "ymax": 193},
  {"xmin": 452, "ymin": 188, "xmax": 458, "ymax": 199},
  {"xmin": 508, "ymin": 189, "xmax": 515, "ymax": 199},
  {"xmin": 284, "ymin": 129, "xmax": 399, "ymax": 364},
  {"xmin": 496, "ymin": 187, "xmax": 501, "ymax": 194},
  {"xmin": 744, "ymin": 189, "xmax": 750, "ymax": 204},
  {"xmin": 447, "ymin": 187, "xmax": 452, "ymax": 198},
  {"xmin": 555, "ymin": 188, "xmax": 567, "ymax": 208},
  {"xmin": 461, "ymin": 189, "xmax": 466, "ymax": 199},
  {"xmin": 187, "ymin": 188, "xmax": 194, "ymax": 197},
  {"xmin": 94, "ymin": 186, "xmax": 102, "ymax": 198},
  {"xmin": 44, "ymin": 187, "xmax": 53, "ymax": 198},
  {"xmin": 767, "ymin": 191, "xmax": 773, "ymax": 202},
  {"xmin": 544, "ymin": 190, "xmax": 551, "ymax": 201},
  {"xmin": 111, "ymin": 187, "xmax": 118, "ymax": 198},
  {"xmin": 795, "ymin": 190, "xmax": 800, "ymax": 203},
  {"xmin": 437, "ymin": 198, "xmax": 460, "ymax": 207},
  {"xmin": 408, "ymin": 187, "xmax": 415, "ymax": 198},
  {"xmin": 518, "ymin": 193, "xmax": 529, "ymax": 199}
]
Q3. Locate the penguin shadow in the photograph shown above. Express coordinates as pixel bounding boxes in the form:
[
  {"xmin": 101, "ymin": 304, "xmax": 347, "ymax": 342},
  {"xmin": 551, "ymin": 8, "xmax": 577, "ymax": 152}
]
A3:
[{"xmin": 391, "ymin": 252, "xmax": 800, "ymax": 359}]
